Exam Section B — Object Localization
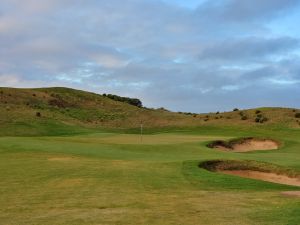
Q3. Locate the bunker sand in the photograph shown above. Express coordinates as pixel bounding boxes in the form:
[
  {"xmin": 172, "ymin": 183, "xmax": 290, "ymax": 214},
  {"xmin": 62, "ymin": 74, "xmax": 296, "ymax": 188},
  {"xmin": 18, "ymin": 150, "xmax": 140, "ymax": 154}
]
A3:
[
  {"xmin": 209, "ymin": 138, "xmax": 279, "ymax": 152},
  {"xmin": 220, "ymin": 170, "xmax": 300, "ymax": 187}
]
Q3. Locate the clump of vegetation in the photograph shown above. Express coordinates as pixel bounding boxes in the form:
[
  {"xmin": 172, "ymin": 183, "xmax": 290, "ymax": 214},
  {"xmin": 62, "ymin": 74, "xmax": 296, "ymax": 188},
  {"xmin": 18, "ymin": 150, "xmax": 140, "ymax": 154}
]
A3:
[
  {"xmin": 103, "ymin": 94, "xmax": 142, "ymax": 107},
  {"xmin": 255, "ymin": 114, "xmax": 268, "ymax": 123},
  {"xmin": 48, "ymin": 99, "xmax": 70, "ymax": 108},
  {"xmin": 255, "ymin": 110, "xmax": 261, "ymax": 114},
  {"xmin": 36, "ymin": 112, "xmax": 41, "ymax": 117},
  {"xmin": 295, "ymin": 113, "xmax": 300, "ymax": 118},
  {"xmin": 233, "ymin": 108, "xmax": 239, "ymax": 111},
  {"xmin": 241, "ymin": 115, "xmax": 248, "ymax": 120}
]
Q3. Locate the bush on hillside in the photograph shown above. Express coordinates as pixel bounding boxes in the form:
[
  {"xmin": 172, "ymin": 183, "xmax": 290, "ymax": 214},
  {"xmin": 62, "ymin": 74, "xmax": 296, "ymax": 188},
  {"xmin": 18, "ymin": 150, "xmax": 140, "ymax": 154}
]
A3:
[
  {"xmin": 233, "ymin": 108, "xmax": 239, "ymax": 111},
  {"xmin": 255, "ymin": 115, "xmax": 268, "ymax": 123},
  {"xmin": 241, "ymin": 115, "xmax": 248, "ymax": 120},
  {"xmin": 104, "ymin": 94, "xmax": 143, "ymax": 107},
  {"xmin": 295, "ymin": 113, "xmax": 300, "ymax": 118}
]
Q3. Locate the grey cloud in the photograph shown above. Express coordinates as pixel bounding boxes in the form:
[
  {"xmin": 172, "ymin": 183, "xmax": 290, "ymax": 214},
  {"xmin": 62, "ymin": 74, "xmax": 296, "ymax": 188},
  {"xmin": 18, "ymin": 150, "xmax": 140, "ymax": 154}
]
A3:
[
  {"xmin": 0, "ymin": 0, "xmax": 299, "ymax": 112},
  {"xmin": 199, "ymin": 37, "xmax": 299, "ymax": 61},
  {"xmin": 197, "ymin": 0, "xmax": 299, "ymax": 22}
]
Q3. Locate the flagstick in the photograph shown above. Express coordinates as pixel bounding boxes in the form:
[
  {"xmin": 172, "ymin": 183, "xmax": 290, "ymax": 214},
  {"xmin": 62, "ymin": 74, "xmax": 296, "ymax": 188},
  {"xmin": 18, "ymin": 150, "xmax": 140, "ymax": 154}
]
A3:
[{"xmin": 140, "ymin": 122, "xmax": 143, "ymax": 143}]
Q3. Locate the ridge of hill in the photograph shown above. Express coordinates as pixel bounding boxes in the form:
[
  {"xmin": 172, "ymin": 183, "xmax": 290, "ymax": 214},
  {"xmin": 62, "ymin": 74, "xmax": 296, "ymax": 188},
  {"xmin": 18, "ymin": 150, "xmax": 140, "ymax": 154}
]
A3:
[{"xmin": 0, "ymin": 87, "xmax": 299, "ymax": 136}]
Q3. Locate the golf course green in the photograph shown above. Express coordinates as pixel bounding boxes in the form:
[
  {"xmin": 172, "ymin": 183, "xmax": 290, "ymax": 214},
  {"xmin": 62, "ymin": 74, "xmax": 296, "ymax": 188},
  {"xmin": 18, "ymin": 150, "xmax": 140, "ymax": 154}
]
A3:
[{"xmin": 0, "ymin": 126, "xmax": 300, "ymax": 225}]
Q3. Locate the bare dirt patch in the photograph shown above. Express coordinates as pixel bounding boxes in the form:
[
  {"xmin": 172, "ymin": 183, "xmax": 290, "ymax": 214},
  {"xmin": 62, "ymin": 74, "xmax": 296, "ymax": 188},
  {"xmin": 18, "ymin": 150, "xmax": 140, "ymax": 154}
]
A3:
[
  {"xmin": 207, "ymin": 137, "xmax": 280, "ymax": 152},
  {"xmin": 48, "ymin": 178, "xmax": 85, "ymax": 188},
  {"xmin": 47, "ymin": 157, "xmax": 76, "ymax": 162},
  {"xmin": 200, "ymin": 160, "xmax": 300, "ymax": 187}
]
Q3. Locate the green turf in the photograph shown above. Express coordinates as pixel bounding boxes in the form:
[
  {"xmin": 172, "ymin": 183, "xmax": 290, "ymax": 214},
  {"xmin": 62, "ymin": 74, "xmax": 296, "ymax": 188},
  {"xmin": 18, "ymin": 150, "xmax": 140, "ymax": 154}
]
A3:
[{"xmin": 0, "ymin": 126, "xmax": 299, "ymax": 225}]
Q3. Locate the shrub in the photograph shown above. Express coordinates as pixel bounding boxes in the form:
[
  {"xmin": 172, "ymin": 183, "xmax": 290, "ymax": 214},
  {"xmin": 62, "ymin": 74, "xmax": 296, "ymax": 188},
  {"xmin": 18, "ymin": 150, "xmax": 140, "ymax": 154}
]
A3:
[
  {"xmin": 260, "ymin": 117, "xmax": 268, "ymax": 123},
  {"xmin": 233, "ymin": 108, "xmax": 239, "ymax": 111},
  {"xmin": 255, "ymin": 116, "xmax": 268, "ymax": 123},
  {"xmin": 104, "ymin": 94, "xmax": 142, "ymax": 107},
  {"xmin": 255, "ymin": 110, "xmax": 261, "ymax": 114},
  {"xmin": 36, "ymin": 112, "xmax": 41, "ymax": 117},
  {"xmin": 241, "ymin": 115, "xmax": 248, "ymax": 120},
  {"xmin": 256, "ymin": 114, "xmax": 263, "ymax": 118},
  {"xmin": 216, "ymin": 111, "xmax": 220, "ymax": 114},
  {"xmin": 295, "ymin": 113, "xmax": 300, "ymax": 118}
]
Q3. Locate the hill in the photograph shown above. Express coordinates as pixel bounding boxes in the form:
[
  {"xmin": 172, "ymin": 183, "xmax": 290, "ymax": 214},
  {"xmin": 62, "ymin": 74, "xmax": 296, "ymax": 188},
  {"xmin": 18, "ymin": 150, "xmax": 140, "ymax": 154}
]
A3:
[{"xmin": 0, "ymin": 87, "xmax": 299, "ymax": 136}]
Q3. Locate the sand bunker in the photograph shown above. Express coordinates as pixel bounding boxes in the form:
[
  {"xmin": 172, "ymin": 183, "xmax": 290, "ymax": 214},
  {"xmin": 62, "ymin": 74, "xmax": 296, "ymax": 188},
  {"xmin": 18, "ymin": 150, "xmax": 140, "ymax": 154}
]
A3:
[
  {"xmin": 221, "ymin": 170, "xmax": 300, "ymax": 187},
  {"xmin": 200, "ymin": 160, "xmax": 300, "ymax": 187},
  {"xmin": 207, "ymin": 137, "xmax": 279, "ymax": 152},
  {"xmin": 281, "ymin": 191, "xmax": 300, "ymax": 198}
]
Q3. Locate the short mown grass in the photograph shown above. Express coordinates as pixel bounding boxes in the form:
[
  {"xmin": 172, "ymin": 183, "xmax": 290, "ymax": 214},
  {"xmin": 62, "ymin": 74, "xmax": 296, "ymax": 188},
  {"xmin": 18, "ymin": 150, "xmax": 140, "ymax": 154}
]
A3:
[{"xmin": 0, "ymin": 125, "xmax": 300, "ymax": 224}]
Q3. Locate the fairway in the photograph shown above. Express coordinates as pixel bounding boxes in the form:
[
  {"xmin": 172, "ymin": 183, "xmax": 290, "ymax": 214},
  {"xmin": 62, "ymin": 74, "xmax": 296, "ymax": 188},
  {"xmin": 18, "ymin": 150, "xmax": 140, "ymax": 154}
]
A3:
[{"xmin": 1, "ymin": 127, "xmax": 299, "ymax": 225}]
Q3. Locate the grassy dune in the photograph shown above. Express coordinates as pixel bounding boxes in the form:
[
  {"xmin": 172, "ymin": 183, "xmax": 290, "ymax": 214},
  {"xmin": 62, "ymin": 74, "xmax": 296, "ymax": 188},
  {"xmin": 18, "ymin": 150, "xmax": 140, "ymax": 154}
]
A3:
[{"xmin": 1, "ymin": 87, "xmax": 300, "ymax": 136}]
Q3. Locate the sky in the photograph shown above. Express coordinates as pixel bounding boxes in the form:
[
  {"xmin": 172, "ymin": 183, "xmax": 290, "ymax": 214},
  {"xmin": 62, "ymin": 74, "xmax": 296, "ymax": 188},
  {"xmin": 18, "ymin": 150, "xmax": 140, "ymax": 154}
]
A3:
[{"xmin": 1, "ymin": 0, "xmax": 300, "ymax": 112}]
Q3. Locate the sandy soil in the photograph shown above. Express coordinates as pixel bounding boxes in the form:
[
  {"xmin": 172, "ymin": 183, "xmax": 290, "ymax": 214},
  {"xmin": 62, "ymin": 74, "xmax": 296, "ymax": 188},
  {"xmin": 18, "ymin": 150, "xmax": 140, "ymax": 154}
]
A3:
[
  {"xmin": 281, "ymin": 191, "xmax": 300, "ymax": 198},
  {"xmin": 214, "ymin": 139, "xmax": 279, "ymax": 152},
  {"xmin": 219, "ymin": 170, "xmax": 300, "ymax": 186},
  {"xmin": 47, "ymin": 157, "xmax": 76, "ymax": 161}
]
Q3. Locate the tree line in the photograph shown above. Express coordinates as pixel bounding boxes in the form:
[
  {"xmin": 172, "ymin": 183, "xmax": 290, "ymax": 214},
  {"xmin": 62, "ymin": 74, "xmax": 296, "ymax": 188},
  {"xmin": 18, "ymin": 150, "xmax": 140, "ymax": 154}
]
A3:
[{"xmin": 103, "ymin": 94, "xmax": 143, "ymax": 107}]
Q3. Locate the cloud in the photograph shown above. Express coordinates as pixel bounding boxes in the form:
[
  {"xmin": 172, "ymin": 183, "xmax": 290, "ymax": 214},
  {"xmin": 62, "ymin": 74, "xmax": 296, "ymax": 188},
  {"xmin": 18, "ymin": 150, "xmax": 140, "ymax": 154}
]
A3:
[
  {"xmin": 196, "ymin": 0, "xmax": 299, "ymax": 22},
  {"xmin": 0, "ymin": 0, "xmax": 299, "ymax": 112},
  {"xmin": 199, "ymin": 37, "xmax": 299, "ymax": 61}
]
